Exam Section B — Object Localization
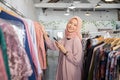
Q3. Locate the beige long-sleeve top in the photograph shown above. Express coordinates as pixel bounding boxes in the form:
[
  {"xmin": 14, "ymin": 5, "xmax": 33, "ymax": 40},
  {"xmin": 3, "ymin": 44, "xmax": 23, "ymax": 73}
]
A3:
[{"xmin": 45, "ymin": 36, "xmax": 83, "ymax": 80}]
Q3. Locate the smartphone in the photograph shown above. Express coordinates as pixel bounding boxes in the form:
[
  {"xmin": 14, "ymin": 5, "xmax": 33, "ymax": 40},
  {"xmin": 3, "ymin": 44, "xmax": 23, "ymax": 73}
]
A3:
[{"xmin": 53, "ymin": 37, "xmax": 58, "ymax": 41}]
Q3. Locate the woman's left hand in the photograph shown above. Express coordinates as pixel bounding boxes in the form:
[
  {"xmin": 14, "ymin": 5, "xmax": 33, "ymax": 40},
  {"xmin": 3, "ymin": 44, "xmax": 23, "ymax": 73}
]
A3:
[{"xmin": 55, "ymin": 41, "xmax": 68, "ymax": 55}]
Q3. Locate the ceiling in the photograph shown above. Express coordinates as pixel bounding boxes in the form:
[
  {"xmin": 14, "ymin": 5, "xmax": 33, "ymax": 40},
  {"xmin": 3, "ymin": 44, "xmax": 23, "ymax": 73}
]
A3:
[
  {"xmin": 33, "ymin": 0, "xmax": 120, "ymax": 11},
  {"xmin": 33, "ymin": 0, "xmax": 120, "ymax": 3}
]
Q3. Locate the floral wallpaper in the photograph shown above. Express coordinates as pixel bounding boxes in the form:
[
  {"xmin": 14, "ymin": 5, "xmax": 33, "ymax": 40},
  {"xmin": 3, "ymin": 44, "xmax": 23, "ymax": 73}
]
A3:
[{"xmin": 40, "ymin": 20, "xmax": 119, "ymax": 33}]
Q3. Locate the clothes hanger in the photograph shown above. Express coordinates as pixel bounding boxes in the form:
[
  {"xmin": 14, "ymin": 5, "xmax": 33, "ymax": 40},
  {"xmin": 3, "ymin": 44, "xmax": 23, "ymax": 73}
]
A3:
[
  {"xmin": 102, "ymin": 38, "xmax": 113, "ymax": 50},
  {"xmin": 113, "ymin": 45, "xmax": 120, "ymax": 51},
  {"xmin": 104, "ymin": 38, "xmax": 111, "ymax": 44},
  {"xmin": 116, "ymin": 41, "xmax": 120, "ymax": 46},
  {"xmin": 113, "ymin": 40, "xmax": 120, "ymax": 50},
  {"xmin": 0, "ymin": 6, "xmax": 17, "ymax": 17},
  {"xmin": 107, "ymin": 38, "xmax": 116, "ymax": 44},
  {"xmin": 111, "ymin": 38, "xmax": 120, "ymax": 47},
  {"xmin": 96, "ymin": 36, "xmax": 104, "ymax": 44},
  {"xmin": 104, "ymin": 38, "xmax": 114, "ymax": 44},
  {"xmin": 101, "ymin": 38, "xmax": 116, "ymax": 51}
]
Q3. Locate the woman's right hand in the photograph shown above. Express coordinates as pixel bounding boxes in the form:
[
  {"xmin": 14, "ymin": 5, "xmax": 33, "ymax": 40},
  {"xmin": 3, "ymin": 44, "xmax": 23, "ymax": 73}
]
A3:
[{"xmin": 55, "ymin": 41, "xmax": 68, "ymax": 55}]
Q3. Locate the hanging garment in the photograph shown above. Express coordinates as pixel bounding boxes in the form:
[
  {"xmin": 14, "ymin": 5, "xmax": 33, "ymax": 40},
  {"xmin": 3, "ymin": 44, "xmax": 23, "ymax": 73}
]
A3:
[
  {"xmin": 7, "ymin": 20, "xmax": 26, "ymax": 47},
  {"xmin": 22, "ymin": 18, "xmax": 39, "ymax": 74},
  {"xmin": 0, "ymin": 48, "xmax": 8, "ymax": 80},
  {"xmin": 34, "ymin": 22, "xmax": 47, "ymax": 69},
  {"xmin": 92, "ymin": 48, "xmax": 109, "ymax": 80},
  {"xmin": 106, "ymin": 51, "xmax": 120, "ymax": 80},
  {"xmin": 84, "ymin": 41, "xmax": 104, "ymax": 80},
  {"xmin": 0, "ymin": 19, "xmax": 33, "ymax": 80},
  {"xmin": 0, "ymin": 11, "xmax": 37, "ymax": 80},
  {"xmin": 0, "ymin": 6, "xmax": 17, "ymax": 17},
  {"xmin": 24, "ymin": 19, "xmax": 42, "ymax": 75},
  {"xmin": 0, "ymin": 28, "xmax": 10, "ymax": 80},
  {"xmin": 88, "ymin": 43, "xmax": 106, "ymax": 80}
]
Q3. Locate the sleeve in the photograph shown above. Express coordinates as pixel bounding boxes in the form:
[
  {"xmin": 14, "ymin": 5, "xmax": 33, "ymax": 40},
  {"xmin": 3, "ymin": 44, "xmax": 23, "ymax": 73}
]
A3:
[
  {"xmin": 45, "ymin": 37, "xmax": 62, "ymax": 51},
  {"xmin": 66, "ymin": 38, "xmax": 83, "ymax": 67}
]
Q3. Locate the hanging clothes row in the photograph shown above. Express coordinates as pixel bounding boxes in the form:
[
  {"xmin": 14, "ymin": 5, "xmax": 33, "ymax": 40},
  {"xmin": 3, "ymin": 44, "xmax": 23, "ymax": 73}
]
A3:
[
  {"xmin": 83, "ymin": 36, "xmax": 120, "ymax": 80},
  {"xmin": 0, "ymin": 10, "xmax": 47, "ymax": 80}
]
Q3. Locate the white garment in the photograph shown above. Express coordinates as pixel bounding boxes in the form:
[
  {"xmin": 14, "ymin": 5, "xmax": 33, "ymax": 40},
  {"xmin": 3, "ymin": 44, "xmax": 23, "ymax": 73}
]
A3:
[
  {"xmin": 24, "ymin": 19, "xmax": 42, "ymax": 74},
  {"xmin": 9, "ymin": 20, "xmax": 25, "ymax": 47},
  {"xmin": 11, "ymin": 25, "xmax": 25, "ymax": 47}
]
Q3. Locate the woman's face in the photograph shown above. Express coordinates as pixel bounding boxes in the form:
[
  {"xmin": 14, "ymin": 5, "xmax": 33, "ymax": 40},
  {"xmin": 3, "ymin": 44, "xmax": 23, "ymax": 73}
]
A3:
[{"xmin": 67, "ymin": 18, "xmax": 78, "ymax": 33}]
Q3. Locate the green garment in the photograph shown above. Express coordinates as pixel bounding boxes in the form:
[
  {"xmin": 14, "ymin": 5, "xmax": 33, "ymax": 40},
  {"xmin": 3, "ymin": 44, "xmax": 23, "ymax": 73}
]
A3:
[{"xmin": 0, "ymin": 28, "xmax": 11, "ymax": 80}]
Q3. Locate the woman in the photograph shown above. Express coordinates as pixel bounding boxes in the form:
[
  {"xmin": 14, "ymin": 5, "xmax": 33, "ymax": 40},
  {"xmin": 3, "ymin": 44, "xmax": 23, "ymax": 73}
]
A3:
[{"xmin": 42, "ymin": 16, "xmax": 83, "ymax": 80}]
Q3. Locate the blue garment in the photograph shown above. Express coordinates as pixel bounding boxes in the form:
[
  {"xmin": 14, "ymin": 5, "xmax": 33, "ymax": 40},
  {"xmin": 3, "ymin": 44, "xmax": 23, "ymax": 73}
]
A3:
[{"xmin": 0, "ymin": 11, "xmax": 36, "ymax": 80}]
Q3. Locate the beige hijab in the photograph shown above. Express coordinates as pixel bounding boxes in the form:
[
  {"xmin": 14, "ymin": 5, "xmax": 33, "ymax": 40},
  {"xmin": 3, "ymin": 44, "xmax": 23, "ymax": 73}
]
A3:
[{"xmin": 65, "ymin": 16, "xmax": 82, "ymax": 41}]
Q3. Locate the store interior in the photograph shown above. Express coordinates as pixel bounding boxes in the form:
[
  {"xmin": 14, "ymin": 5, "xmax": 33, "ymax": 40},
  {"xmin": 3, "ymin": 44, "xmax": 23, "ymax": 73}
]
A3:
[{"xmin": 0, "ymin": 0, "xmax": 120, "ymax": 80}]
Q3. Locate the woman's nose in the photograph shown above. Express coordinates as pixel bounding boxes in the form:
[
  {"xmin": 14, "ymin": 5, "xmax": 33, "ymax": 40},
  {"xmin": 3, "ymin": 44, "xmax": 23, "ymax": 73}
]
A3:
[{"xmin": 70, "ymin": 24, "xmax": 74, "ymax": 27}]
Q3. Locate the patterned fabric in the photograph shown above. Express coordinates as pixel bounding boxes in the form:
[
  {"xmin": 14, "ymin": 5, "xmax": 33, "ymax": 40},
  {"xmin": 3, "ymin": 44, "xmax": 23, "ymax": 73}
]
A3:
[
  {"xmin": 88, "ymin": 45, "xmax": 102, "ymax": 80},
  {"xmin": 81, "ymin": 38, "xmax": 87, "ymax": 52},
  {"xmin": 0, "ymin": 19, "xmax": 33, "ymax": 80},
  {"xmin": 93, "ymin": 48, "xmax": 109, "ymax": 80},
  {"xmin": 0, "ymin": 11, "xmax": 36, "ymax": 80},
  {"xmin": 83, "ymin": 37, "xmax": 120, "ymax": 80},
  {"xmin": 106, "ymin": 51, "xmax": 115, "ymax": 80},
  {"xmin": 83, "ymin": 42, "xmax": 104, "ymax": 80},
  {"xmin": 9, "ymin": 20, "xmax": 25, "ymax": 47},
  {"xmin": 106, "ymin": 51, "xmax": 120, "ymax": 80}
]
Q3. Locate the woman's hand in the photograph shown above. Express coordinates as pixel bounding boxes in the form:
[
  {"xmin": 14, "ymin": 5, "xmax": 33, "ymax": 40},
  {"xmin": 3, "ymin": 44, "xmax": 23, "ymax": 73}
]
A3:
[{"xmin": 55, "ymin": 41, "xmax": 68, "ymax": 55}]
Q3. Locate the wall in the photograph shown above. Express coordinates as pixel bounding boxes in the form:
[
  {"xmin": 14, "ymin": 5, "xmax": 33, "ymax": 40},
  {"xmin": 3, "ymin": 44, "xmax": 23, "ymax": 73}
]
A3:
[
  {"xmin": 36, "ymin": 8, "xmax": 119, "ymax": 80},
  {"xmin": 37, "ymin": 9, "xmax": 118, "ymax": 21},
  {"xmin": 36, "ymin": 9, "xmax": 118, "ymax": 37},
  {"xmin": 0, "ymin": 0, "xmax": 37, "ymax": 20}
]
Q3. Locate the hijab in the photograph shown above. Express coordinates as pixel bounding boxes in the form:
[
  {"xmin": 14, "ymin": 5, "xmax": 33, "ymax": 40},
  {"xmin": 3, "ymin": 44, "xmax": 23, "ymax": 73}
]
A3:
[{"xmin": 65, "ymin": 16, "xmax": 82, "ymax": 41}]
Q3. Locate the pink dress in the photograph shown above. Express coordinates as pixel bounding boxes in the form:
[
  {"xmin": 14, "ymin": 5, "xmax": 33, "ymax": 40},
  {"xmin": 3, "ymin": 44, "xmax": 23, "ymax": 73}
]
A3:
[
  {"xmin": 0, "ymin": 48, "xmax": 8, "ymax": 80},
  {"xmin": 45, "ymin": 36, "xmax": 83, "ymax": 80}
]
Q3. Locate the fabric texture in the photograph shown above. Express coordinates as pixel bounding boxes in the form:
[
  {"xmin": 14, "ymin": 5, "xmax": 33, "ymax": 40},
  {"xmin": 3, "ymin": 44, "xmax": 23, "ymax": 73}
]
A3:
[
  {"xmin": 34, "ymin": 22, "xmax": 47, "ymax": 69},
  {"xmin": 22, "ymin": 18, "xmax": 39, "ymax": 75},
  {"xmin": 25, "ymin": 19, "xmax": 42, "ymax": 75},
  {"xmin": 0, "ymin": 19, "xmax": 33, "ymax": 80},
  {"xmin": 0, "ymin": 11, "xmax": 36, "ymax": 80}
]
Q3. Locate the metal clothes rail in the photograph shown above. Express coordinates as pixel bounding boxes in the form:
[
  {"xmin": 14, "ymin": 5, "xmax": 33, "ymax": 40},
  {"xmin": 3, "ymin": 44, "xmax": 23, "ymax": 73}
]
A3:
[{"xmin": 0, "ymin": 0, "xmax": 25, "ymax": 17}]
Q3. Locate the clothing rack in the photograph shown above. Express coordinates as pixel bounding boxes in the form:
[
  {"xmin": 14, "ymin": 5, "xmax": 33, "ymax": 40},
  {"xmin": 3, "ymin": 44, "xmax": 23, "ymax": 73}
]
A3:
[
  {"xmin": 0, "ymin": 0, "xmax": 25, "ymax": 17},
  {"xmin": 89, "ymin": 31, "xmax": 108, "ymax": 38},
  {"xmin": 113, "ymin": 30, "xmax": 120, "ymax": 33}
]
